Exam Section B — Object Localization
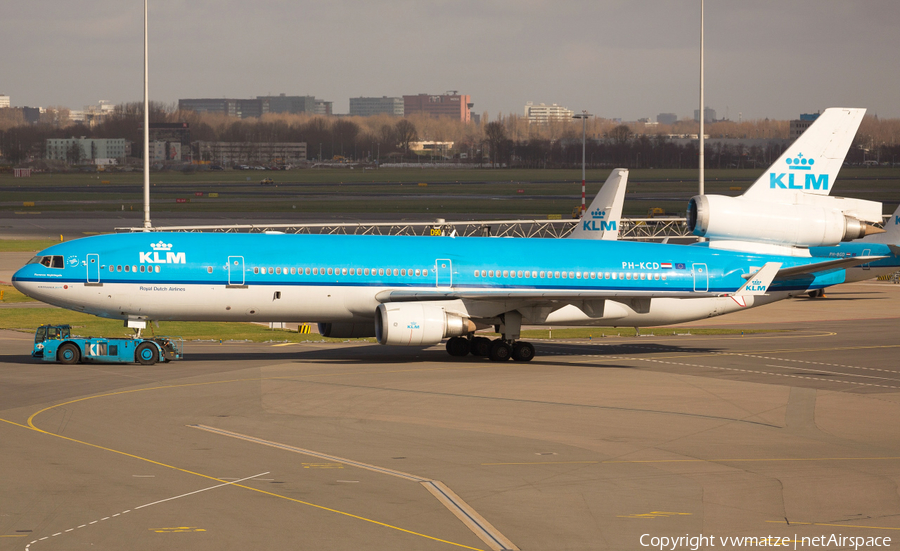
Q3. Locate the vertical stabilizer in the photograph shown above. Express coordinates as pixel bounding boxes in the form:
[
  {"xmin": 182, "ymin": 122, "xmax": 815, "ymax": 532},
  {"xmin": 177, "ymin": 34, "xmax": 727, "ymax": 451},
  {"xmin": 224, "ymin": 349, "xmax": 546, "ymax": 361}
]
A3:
[
  {"xmin": 743, "ymin": 108, "xmax": 865, "ymax": 201},
  {"xmin": 863, "ymin": 203, "xmax": 900, "ymax": 244},
  {"xmin": 568, "ymin": 168, "xmax": 628, "ymax": 240}
]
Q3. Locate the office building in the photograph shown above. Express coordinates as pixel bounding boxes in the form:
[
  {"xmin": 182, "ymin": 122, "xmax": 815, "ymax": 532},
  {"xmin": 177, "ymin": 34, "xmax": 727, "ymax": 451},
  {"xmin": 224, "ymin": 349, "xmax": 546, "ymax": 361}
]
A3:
[
  {"xmin": 657, "ymin": 113, "xmax": 678, "ymax": 125},
  {"xmin": 403, "ymin": 92, "xmax": 472, "ymax": 122},
  {"xmin": 45, "ymin": 138, "xmax": 128, "ymax": 164},
  {"xmin": 350, "ymin": 97, "xmax": 404, "ymax": 117},
  {"xmin": 694, "ymin": 107, "xmax": 717, "ymax": 123},
  {"xmin": 524, "ymin": 102, "xmax": 574, "ymax": 124},
  {"xmin": 194, "ymin": 141, "xmax": 307, "ymax": 165},
  {"xmin": 790, "ymin": 113, "xmax": 820, "ymax": 140}
]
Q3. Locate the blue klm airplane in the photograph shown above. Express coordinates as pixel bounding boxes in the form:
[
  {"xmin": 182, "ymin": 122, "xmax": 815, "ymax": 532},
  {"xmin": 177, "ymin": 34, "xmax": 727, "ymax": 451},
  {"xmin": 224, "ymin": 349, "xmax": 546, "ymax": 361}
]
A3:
[{"xmin": 12, "ymin": 230, "xmax": 882, "ymax": 362}]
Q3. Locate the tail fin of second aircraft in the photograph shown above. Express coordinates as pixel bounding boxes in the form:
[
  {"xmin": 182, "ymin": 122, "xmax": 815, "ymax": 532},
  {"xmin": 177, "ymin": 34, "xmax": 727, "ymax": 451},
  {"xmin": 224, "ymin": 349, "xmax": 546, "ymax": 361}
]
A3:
[
  {"xmin": 568, "ymin": 168, "xmax": 628, "ymax": 240},
  {"xmin": 742, "ymin": 108, "xmax": 866, "ymax": 201}
]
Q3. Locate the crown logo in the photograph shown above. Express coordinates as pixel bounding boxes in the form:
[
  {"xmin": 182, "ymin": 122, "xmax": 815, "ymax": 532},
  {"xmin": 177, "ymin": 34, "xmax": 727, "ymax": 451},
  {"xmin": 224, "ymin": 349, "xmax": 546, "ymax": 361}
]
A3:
[
  {"xmin": 591, "ymin": 208, "xmax": 606, "ymax": 219},
  {"xmin": 150, "ymin": 241, "xmax": 173, "ymax": 251},
  {"xmin": 786, "ymin": 152, "xmax": 814, "ymax": 170}
]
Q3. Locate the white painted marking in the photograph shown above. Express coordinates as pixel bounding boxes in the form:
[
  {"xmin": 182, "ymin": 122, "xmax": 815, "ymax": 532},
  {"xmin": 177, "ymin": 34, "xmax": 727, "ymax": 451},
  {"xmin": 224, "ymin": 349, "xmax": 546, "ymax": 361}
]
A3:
[
  {"xmin": 190, "ymin": 424, "xmax": 519, "ymax": 551},
  {"xmin": 134, "ymin": 471, "xmax": 269, "ymax": 510},
  {"xmin": 27, "ymin": 472, "xmax": 267, "ymax": 551}
]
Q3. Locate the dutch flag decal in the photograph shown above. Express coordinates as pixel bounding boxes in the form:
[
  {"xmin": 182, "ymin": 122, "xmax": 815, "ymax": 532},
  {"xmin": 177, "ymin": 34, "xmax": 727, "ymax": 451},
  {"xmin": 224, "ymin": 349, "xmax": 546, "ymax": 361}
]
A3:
[{"xmin": 660, "ymin": 262, "xmax": 672, "ymax": 269}]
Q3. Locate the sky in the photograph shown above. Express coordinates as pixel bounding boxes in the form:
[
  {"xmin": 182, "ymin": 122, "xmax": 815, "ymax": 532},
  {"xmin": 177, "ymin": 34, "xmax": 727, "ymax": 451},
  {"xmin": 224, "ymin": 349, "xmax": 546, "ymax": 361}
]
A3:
[{"xmin": 4, "ymin": 0, "xmax": 900, "ymax": 121}]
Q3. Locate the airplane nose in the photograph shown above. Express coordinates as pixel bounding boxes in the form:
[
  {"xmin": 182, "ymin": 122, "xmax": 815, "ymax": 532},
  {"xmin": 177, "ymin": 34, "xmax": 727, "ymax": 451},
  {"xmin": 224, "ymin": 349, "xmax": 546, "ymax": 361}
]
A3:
[{"xmin": 11, "ymin": 267, "xmax": 28, "ymax": 294}]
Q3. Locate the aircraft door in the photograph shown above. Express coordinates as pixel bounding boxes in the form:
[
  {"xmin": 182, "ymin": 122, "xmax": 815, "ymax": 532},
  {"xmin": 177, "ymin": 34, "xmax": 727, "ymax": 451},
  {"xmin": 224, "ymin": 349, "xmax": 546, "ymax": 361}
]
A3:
[
  {"xmin": 692, "ymin": 263, "xmax": 708, "ymax": 292},
  {"xmin": 87, "ymin": 254, "xmax": 100, "ymax": 284},
  {"xmin": 436, "ymin": 259, "xmax": 452, "ymax": 287},
  {"xmin": 228, "ymin": 256, "xmax": 245, "ymax": 285},
  {"xmin": 862, "ymin": 249, "xmax": 871, "ymax": 270}
]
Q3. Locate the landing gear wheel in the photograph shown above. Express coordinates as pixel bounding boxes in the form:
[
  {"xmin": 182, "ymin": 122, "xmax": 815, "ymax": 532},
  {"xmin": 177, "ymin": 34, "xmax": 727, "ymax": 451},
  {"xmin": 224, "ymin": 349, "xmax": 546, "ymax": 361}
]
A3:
[
  {"xmin": 470, "ymin": 337, "xmax": 492, "ymax": 357},
  {"xmin": 57, "ymin": 342, "xmax": 81, "ymax": 365},
  {"xmin": 512, "ymin": 342, "xmax": 535, "ymax": 362},
  {"xmin": 489, "ymin": 340, "xmax": 512, "ymax": 362},
  {"xmin": 808, "ymin": 288, "xmax": 826, "ymax": 299},
  {"xmin": 136, "ymin": 342, "xmax": 158, "ymax": 365},
  {"xmin": 446, "ymin": 337, "xmax": 471, "ymax": 357}
]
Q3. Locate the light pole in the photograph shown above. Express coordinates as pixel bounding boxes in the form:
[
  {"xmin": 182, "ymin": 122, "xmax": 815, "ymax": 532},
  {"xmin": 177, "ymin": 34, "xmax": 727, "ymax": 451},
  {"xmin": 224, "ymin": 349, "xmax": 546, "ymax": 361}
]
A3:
[
  {"xmin": 142, "ymin": 0, "xmax": 151, "ymax": 229},
  {"xmin": 572, "ymin": 111, "xmax": 592, "ymax": 216},
  {"xmin": 699, "ymin": 0, "xmax": 705, "ymax": 197}
]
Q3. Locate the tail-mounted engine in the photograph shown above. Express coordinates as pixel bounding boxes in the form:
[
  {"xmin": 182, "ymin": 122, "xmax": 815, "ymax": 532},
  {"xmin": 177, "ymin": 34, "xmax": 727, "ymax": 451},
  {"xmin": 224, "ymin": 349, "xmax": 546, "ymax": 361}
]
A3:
[{"xmin": 688, "ymin": 194, "xmax": 882, "ymax": 247}]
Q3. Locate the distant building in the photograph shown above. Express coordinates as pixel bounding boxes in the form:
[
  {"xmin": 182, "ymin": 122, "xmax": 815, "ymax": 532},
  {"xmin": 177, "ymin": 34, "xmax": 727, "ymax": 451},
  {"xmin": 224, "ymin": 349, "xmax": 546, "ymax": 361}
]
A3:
[
  {"xmin": 194, "ymin": 141, "xmax": 307, "ymax": 165},
  {"xmin": 657, "ymin": 112, "xmax": 678, "ymax": 125},
  {"xmin": 83, "ymin": 100, "xmax": 115, "ymax": 127},
  {"xmin": 693, "ymin": 107, "xmax": 716, "ymax": 123},
  {"xmin": 410, "ymin": 141, "xmax": 454, "ymax": 158},
  {"xmin": 23, "ymin": 107, "xmax": 41, "ymax": 124},
  {"xmin": 258, "ymin": 94, "xmax": 316, "ymax": 114},
  {"xmin": 403, "ymin": 92, "xmax": 472, "ymax": 122},
  {"xmin": 790, "ymin": 113, "xmax": 821, "ymax": 140},
  {"xmin": 148, "ymin": 141, "xmax": 181, "ymax": 162},
  {"xmin": 314, "ymin": 99, "xmax": 333, "ymax": 116},
  {"xmin": 349, "ymin": 97, "xmax": 404, "ymax": 117},
  {"xmin": 0, "ymin": 95, "xmax": 10, "ymax": 109},
  {"xmin": 524, "ymin": 102, "xmax": 573, "ymax": 124},
  {"xmin": 149, "ymin": 123, "xmax": 191, "ymax": 147},
  {"xmin": 45, "ymin": 138, "xmax": 128, "ymax": 164},
  {"xmin": 178, "ymin": 98, "xmax": 269, "ymax": 118}
]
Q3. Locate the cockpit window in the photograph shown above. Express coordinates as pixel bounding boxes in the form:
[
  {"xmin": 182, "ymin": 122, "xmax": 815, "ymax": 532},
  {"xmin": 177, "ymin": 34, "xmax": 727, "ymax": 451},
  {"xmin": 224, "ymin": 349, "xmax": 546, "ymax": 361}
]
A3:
[{"xmin": 36, "ymin": 256, "xmax": 65, "ymax": 269}]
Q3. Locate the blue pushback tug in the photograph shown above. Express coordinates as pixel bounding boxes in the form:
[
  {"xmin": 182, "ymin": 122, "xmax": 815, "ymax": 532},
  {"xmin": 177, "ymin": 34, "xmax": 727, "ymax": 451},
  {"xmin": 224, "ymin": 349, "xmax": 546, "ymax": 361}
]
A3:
[{"xmin": 33, "ymin": 324, "xmax": 183, "ymax": 365}]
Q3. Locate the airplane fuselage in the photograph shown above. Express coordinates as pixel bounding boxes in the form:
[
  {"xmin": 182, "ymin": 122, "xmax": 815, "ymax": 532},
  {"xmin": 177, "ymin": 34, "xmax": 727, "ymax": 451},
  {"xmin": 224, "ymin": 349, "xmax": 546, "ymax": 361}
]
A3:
[{"xmin": 13, "ymin": 232, "xmax": 846, "ymax": 329}]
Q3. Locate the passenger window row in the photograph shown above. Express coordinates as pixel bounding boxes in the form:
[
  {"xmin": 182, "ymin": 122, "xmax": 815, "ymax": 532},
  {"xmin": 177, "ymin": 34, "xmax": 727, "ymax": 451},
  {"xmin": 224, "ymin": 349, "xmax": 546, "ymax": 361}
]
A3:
[
  {"xmin": 106, "ymin": 265, "xmax": 161, "ymax": 273},
  {"xmin": 473, "ymin": 270, "xmax": 667, "ymax": 281},
  {"xmin": 253, "ymin": 266, "xmax": 431, "ymax": 277}
]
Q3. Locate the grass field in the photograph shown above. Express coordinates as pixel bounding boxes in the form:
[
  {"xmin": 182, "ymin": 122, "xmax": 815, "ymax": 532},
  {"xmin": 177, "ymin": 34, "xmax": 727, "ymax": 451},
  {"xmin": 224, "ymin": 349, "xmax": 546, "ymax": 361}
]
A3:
[
  {"xmin": 4, "ymin": 167, "xmax": 898, "ymax": 218},
  {"xmin": 0, "ymin": 240, "xmax": 62, "ymax": 252}
]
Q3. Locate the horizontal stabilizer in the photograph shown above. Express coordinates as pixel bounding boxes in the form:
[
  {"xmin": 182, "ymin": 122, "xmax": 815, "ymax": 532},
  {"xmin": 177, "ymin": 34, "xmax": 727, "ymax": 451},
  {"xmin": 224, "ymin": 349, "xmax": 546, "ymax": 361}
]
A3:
[
  {"xmin": 734, "ymin": 262, "xmax": 781, "ymax": 297},
  {"xmin": 740, "ymin": 255, "xmax": 887, "ymax": 280}
]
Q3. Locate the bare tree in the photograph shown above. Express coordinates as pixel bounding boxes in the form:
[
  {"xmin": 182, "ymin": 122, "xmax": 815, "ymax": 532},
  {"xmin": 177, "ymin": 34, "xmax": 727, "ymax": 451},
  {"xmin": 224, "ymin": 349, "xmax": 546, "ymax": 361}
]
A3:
[
  {"xmin": 395, "ymin": 119, "xmax": 418, "ymax": 156},
  {"xmin": 484, "ymin": 121, "xmax": 506, "ymax": 167}
]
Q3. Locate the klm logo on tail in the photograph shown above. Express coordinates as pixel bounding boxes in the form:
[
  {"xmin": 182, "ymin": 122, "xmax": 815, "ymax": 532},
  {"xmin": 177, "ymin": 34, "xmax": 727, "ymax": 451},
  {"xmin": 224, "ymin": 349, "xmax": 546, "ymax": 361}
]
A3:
[
  {"xmin": 139, "ymin": 241, "xmax": 186, "ymax": 264},
  {"xmin": 745, "ymin": 279, "xmax": 768, "ymax": 292},
  {"xmin": 769, "ymin": 153, "xmax": 828, "ymax": 191},
  {"xmin": 582, "ymin": 208, "xmax": 617, "ymax": 232}
]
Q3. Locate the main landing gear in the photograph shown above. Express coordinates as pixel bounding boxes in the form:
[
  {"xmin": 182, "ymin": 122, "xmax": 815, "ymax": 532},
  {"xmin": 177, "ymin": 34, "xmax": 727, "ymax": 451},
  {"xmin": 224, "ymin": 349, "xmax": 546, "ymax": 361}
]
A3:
[
  {"xmin": 445, "ymin": 310, "xmax": 535, "ymax": 362},
  {"xmin": 445, "ymin": 336, "xmax": 536, "ymax": 362}
]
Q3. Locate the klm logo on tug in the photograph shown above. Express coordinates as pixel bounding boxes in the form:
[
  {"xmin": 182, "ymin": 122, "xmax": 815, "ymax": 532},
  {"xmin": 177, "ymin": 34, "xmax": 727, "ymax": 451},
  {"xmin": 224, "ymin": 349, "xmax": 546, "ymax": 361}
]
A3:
[
  {"xmin": 583, "ymin": 208, "xmax": 617, "ymax": 232},
  {"xmin": 139, "ymin": 241, "xmax": 186, "ymax": 264},
  {"xmin": 769, "ymin": 153, "xmax": 828, "ymax": 191}
]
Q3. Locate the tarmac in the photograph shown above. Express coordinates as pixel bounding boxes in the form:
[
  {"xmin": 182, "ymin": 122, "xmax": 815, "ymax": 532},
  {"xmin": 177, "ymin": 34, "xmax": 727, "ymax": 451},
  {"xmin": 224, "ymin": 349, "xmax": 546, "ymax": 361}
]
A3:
[{"xmin": 2, "ymin": 271, "xmax": 900, "ymax": 550}]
